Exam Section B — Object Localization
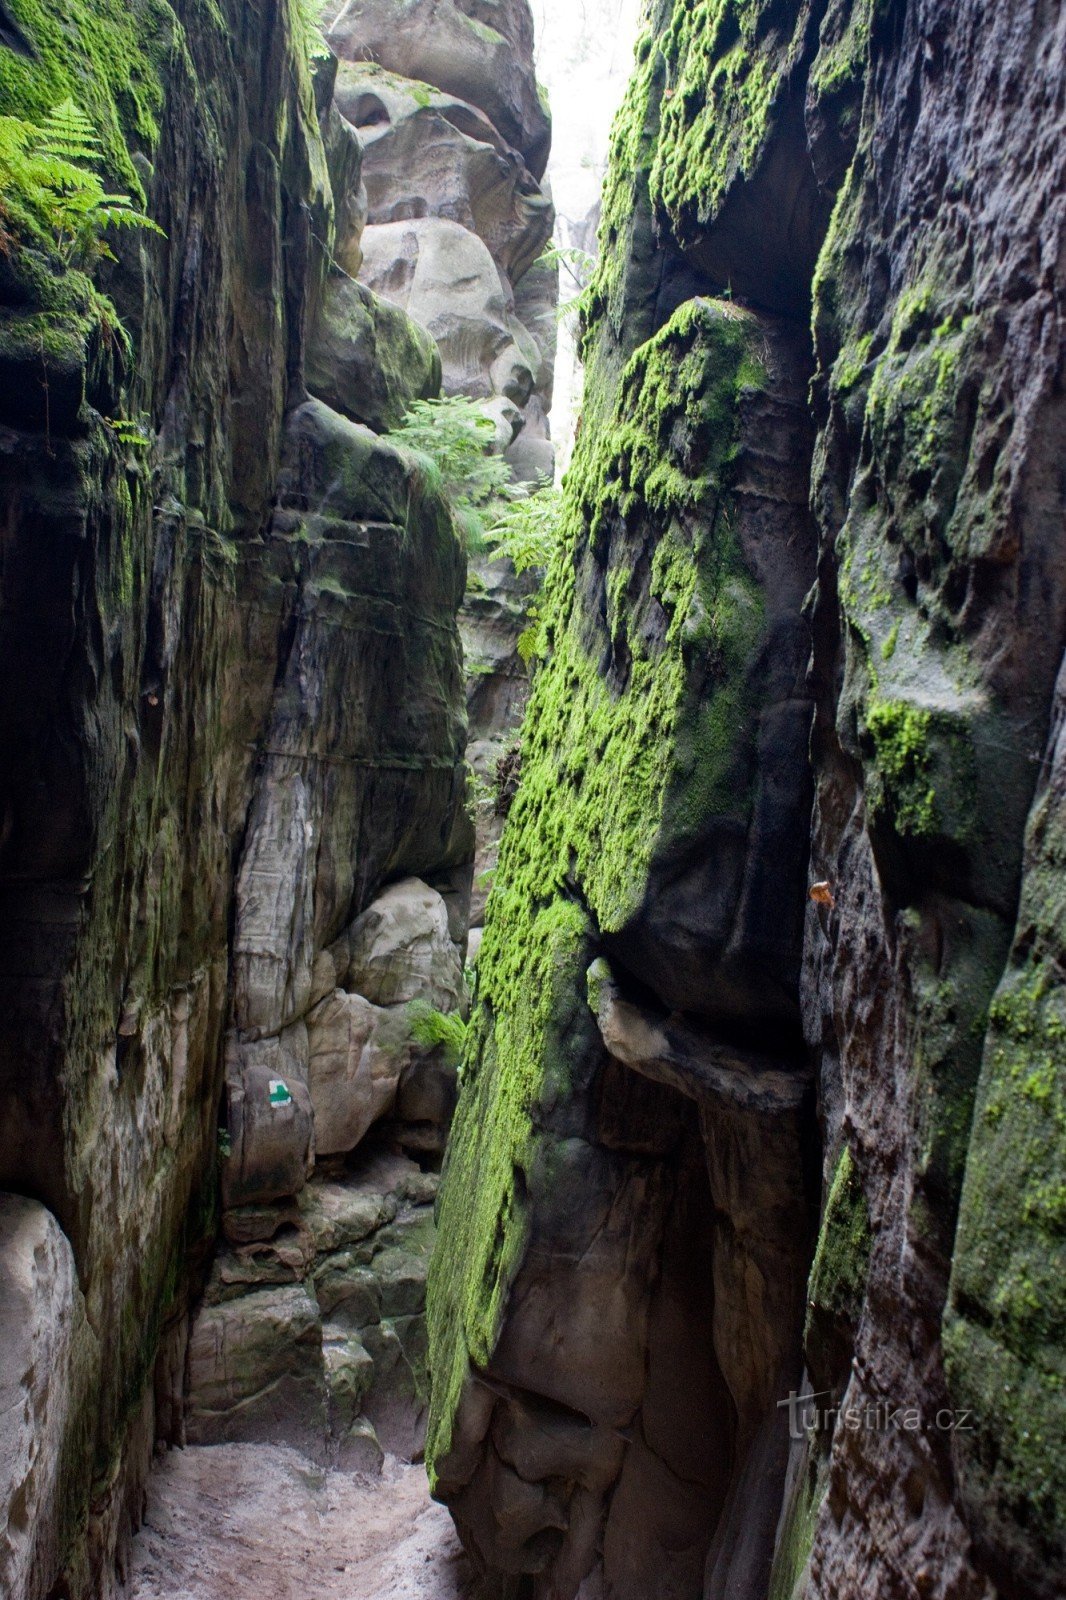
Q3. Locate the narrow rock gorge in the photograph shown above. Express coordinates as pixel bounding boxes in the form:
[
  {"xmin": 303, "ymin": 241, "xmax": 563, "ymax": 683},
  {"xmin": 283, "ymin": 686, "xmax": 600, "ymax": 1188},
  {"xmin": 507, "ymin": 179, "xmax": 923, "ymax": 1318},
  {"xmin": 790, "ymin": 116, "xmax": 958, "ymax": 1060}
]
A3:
[{"xmin": 0, "ymin": 2, "xmax": 1063, "ymax": 1600}]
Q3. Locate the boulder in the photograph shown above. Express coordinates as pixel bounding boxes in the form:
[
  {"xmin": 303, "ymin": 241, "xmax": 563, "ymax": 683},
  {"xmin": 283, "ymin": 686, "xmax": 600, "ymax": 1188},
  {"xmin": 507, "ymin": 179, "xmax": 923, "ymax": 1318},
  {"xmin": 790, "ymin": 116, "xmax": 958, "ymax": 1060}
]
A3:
[
  {"xmin": 306, "ymin": 273, "xmax": 441, "ymax": 433},
  {"xmin": 0, "ymin": 1196, "xmax": 84, "ymax": 1600},
  {"xmin": 359, "ymin": 218, "xmax": 535, "ymax": 403},
  {"xmin": 340, "ymin": 876, "xmax": 465, "ymax": 1009},
  {"xmin": 185, "ymin": 1285, "xmax": 327, "ymax": 1458},
  {"xmin": 323, "ymin": 1325, "xmax": 377, "ymax": 1457},
  {"xmin": 504, "ymin": 392, "xmax": 554, "ymax": 485},
  {"xmin": 324, "ymin": 0, "xmax": 551, "ymax": 179},
  {"xmin": 221, "ymin": 1028, "xmax": 315, "ymax": 1209},
  {"xmin": 305, "ymin": 989, "xmax": 413, "ymax": 1155},
  {"xmin": 298, "ymin": 1177, "xmax": 397, "ymax": 1256},
  {"xmin": 333, "ymin": 62, "xmax": 552, "ymax": 281}
]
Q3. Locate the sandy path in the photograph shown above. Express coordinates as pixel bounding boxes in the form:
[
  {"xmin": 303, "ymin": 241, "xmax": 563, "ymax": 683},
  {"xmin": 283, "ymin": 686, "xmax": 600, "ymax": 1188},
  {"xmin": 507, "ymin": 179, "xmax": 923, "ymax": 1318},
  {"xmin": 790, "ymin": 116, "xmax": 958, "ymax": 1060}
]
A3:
[{"xmin": 127, "ymin": 1445, "xmax": 474, "ymax": 1600}]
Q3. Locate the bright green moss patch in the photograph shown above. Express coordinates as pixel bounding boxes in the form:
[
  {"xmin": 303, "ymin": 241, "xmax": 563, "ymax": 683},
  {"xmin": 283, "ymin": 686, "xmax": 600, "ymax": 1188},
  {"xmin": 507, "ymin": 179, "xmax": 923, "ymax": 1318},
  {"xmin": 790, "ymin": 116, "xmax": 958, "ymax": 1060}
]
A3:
[
  {"xmin": 808, "ymin": 0, "xmax": 871, "ymax": 103},
  {"xmin": 0, "ymin": 0, "xmax": 186, "ymax": 199},
  {"xmin": 649, "ymin": 0, "xmax": 810, "ymax": 242},
  {"xmin": 425, "ymin": 898, "xmax": 591, "ymax": 1479},
  {"xmin": 582, "ymin": 27, "xmax": 662, "ymax": 345},
  {"xmin": 866, "ymin": 698, "xmax": 938, "ymax": 836},
  {"xmin": 864, "ymin": 694, "xmax": 980, "ymax": 849},
  {"xmin": 526, "ymin": 299, "xmax": 766, "ymax": 927}
]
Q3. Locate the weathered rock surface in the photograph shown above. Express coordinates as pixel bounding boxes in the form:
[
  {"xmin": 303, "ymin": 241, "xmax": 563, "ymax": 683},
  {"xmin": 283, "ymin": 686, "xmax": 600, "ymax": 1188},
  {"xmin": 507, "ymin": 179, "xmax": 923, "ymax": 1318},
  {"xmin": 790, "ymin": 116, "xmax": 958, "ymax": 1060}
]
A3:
[
  {"xmin": 0, "ymin": 2, "xmax": 472, "ymax": 1594},
  {"xmin": 429, "ymin": 289, "xmax": 820, "ymax": 1596},
  {"xmin": 325, "ymin": 0, "xmax": 555, "ymax": 460},
  {"xmin": 324, "ymin": 0, "xmax": 551, "ymax": 179},
  {"xmin": 186, "ymin": 1285, "xmax": 327, "ymax": 1457},
  {"xmin": 321, "ymin": 0, "xmax": 556, "ymax": 965},
  {"xmin": 359, "ymin": 218, "xmax": 536, "ymax": 410},
  {"xmin": 0, "ymin": 1197, "xmax": 88, "ymax": 1600},
  {"xmin": 428, "ymin": 3, "xmax": 1066, "ymax": 1599},
  {"xmin": 334, "ymin": 61, "xmax": 552, "ymax": 282},
  {"xmin": 186, "ymin": 1153, "xmax": 440, "ymax": 1469},
  {"xmin": 306, "ymin": 274, "xmax": 441, "ymax": 432}
]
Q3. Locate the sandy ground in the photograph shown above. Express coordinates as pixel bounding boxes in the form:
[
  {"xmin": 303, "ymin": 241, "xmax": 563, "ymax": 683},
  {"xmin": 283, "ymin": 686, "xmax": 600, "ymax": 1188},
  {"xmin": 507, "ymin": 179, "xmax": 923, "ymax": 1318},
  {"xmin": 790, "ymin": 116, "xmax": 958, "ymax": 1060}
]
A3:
[{"xmin": 127, "ymin": 1444, "xmax": 474, "ymax": 1600}]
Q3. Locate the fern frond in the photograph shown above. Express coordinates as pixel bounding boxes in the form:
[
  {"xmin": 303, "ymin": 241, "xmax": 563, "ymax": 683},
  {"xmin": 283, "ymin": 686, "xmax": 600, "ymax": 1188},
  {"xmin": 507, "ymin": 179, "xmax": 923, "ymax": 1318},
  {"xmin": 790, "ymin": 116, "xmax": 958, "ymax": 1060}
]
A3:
[{"xmin": 36, "ymin": 100, "xmax": 103, "ymax": 167}]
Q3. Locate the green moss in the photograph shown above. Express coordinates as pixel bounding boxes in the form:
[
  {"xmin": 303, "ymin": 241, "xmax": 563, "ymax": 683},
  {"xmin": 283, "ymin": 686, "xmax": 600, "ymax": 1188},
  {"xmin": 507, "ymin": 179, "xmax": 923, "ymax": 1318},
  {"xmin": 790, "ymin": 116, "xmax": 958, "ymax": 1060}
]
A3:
[
  {"xmin": 864, "ymin": 694, "xmax": 981, "ymax": 850},
  {"xmin": 426, "ymin": 898, "xmax": 591, "ymax": 1478},
  {"xmin": 648, "ymin": 0, "xmax": 810, "ymax": 243},
  {"xmin": 0, "ymin": 0, "xmax": 186, "ymax": 199},
  {"xmin": 945, "ymin": 837, "xmax": 1066, "ymax": 1573},
  {"xmin": 427, "ymin": 298, "xmax": 769, "ymax": 1483},
  {"xmin": 866, "ymin": 302, "xmax": 976, "ymax": 485},
  {"xmin": 806, "ymin": 1147, "xmax": 871, "ymax": 1336},
  {"xmin": 582, "ymin": 26, "xmax": 663, "ymax": 346},
  {"xmin": 808, "ymin": 0, "xmax": 871, "ymax": 101},
  {"xmin": 831, "ymin": 329, "xmax": 873, "ymax": 394},
  {"xmin": 462, "ymin": 13, "xmax": 504, "ymax": 44},
  {"xmin": 866, "ymin": 698, "xmax": 938, "ymax": 836},
  {"xmin": 768, "ymin": 1455, "xmax": 827, "ymax": 1600},
  {"xmin": 803, "ymin": 1145, "xmax": 872, "ymax": 1402}
]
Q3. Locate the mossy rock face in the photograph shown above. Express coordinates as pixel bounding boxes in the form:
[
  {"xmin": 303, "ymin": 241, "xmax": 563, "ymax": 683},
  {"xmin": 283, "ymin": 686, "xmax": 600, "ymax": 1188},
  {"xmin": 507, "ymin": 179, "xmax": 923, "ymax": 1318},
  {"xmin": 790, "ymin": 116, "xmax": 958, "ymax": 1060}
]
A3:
[
  {"xmin": 797, "ymin": 0, "xmax": 1066, "ymax": 1595},
  {"xmin": 803, "ymin": 1146, "xmax": 871, "ymax": 1396},
  {"xmin": 943, "ymin": 722, "xmax": 1066, "ymax": 1592},
  {"xmin": 427, "ymin": 292, "xmax": 817, "ymax": 1521},
  {"xmin": 0, "ymin": 0, "xmax": 468, "ymax": 1593},
  {"xmin": 0, "ymin": 0, "xmax": 178, "ymax": 195}
]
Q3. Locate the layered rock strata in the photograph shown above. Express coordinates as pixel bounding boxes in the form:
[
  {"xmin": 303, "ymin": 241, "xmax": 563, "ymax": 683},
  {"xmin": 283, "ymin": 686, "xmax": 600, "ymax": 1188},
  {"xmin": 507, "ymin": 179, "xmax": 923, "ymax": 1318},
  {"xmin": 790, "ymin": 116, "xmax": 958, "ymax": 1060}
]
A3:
[{"xmin": 428, "ymin": 3, "xmax": 1066, "ymax": 1599}]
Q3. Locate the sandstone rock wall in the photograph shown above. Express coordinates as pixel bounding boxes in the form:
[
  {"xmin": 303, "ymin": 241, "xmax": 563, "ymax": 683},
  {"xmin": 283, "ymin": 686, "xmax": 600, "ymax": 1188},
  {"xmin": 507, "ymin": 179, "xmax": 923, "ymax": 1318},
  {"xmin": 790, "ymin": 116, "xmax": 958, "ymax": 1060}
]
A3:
[
  {"xmin": 320, "ymin": 0, "xmax": 559, "ymax": 938},
  {"xmin": 428, "ymin": 3, "xmax": 1066, "ymax": 1598},
  {"xmin": 0, "ymin": 1, "xmax": 473, "ymax": 1593}
]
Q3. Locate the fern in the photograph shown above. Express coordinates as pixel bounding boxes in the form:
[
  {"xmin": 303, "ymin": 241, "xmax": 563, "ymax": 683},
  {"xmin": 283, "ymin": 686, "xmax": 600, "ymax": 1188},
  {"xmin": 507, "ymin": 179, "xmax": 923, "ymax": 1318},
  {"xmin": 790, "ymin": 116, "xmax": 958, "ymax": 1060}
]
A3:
[
  {"xmin": 387, "ymin": 395, "xmax": 515, "ymax": 550},
  {"xmin": 36, "ymin": 98, "xmax": 103, "ymax": 165},
  {"xmin": 105, "ymin": 412, "xmax": 154, "ymax": 452},
  {"xmin": 484, "ymin": 481, "xmax": 563, "ymax": 575},
  {"xmin": 535, "ymin": 242, "xmax": 596, "ymax": 325},
  {"xmin": 0, "ymin": 99, "xmax": 164, "ymax": 268},
  {"xmin": 290, "ymin": 0, "xmax": 331, "ymax": 64}
]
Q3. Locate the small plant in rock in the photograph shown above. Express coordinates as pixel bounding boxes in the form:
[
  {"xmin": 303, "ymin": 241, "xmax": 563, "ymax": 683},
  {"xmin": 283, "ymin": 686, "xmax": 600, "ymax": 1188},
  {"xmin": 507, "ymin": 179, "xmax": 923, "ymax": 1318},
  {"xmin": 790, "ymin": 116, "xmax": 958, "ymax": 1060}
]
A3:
[
  {"xmin": 494, "ymin": 741, "xmax": 522, "ymax": 816},
  {"xmin": 0, "ymin": 99, "xmax": 163, "ymax": 267},
  {"xmin": 407, "ymin": 999, "xmax": 467, "ymax": 1067},
  {"xmin": 484, "ymin": 483, "xmax": 564, "ymax": 662},
  {"xmin": 290, "ymin": 0, "xmax": 331, "ymax": 63},
  {"xmin": 536, "ymin": 241, "xmax": 596, "ymax": 326},
  {"xmin": 106, "ymin": 411, "xmax": 154, "ymax": 452},
  {"xmin": 484, "ymin": 480, "xmax": 563, "ymax": 575},
  {"xmin": 387, "ymin": 395, "xmax": 513, "ymax": 550}
]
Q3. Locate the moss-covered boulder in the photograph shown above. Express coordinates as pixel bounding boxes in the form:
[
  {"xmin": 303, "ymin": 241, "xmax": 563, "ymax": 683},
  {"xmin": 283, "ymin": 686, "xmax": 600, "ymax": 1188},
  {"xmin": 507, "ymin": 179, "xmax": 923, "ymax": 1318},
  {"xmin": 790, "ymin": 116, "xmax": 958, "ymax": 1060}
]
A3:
[{"xmin": 306, "ymin": 273, "xmax": 442, "ymax": 433}]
